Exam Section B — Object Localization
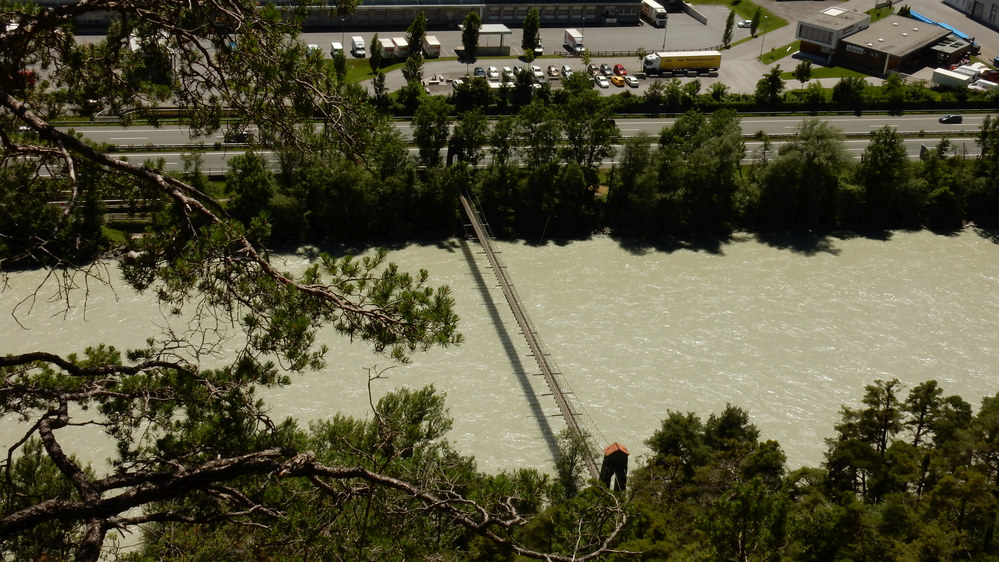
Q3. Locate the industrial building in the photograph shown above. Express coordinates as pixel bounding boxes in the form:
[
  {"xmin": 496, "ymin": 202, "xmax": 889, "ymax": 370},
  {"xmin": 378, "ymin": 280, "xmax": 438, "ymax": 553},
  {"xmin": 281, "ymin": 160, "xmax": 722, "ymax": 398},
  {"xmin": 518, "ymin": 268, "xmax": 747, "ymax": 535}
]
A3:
[
  {"xmin": 797, "ymin": 12, "xmax": 975, "ymax": 76},
  {"xmin": 327, "ymin": 1, "xmax": 643, "ymax": 29},
  {"xmin": 795, "ymin": 7, "xmax": 871, "ymax": 64},
  {"xmin": 942, "ymin": 0, "xmax": 999, "ymax": 30},
  {"xmin": 53, "ymin": 0, "xmax": 646, "ymax": 30}
]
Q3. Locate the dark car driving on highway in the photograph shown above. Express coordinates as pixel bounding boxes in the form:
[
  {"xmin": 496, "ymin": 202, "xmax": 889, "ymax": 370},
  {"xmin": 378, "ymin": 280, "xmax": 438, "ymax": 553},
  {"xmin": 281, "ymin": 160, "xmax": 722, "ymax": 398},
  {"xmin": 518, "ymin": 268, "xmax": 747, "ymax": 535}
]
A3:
[{"xmin": 939, "ymin": 114, "xmax": 963, "ymax": 124}]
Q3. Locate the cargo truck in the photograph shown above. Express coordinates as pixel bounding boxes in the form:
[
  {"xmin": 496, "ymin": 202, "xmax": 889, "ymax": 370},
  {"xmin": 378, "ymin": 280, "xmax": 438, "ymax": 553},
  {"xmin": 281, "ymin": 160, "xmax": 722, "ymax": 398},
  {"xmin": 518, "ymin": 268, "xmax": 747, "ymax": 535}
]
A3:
[
  {"xmin": 423, "ymin": 35, "xmax": 441, "ymax": 58},
  {"xmin": 641, "ymin": 0, "xmax": 668, "ymax": 28},
  {"xmin": 392, "ymin": 36, "xmax": 409, "ymax": 59},
  {"xmin": 564, "ymin": 29, "xmax": 585, "ymax": 53},
  {"xmin": 643, "ymin": 50, "xmax": 721, "ymax": 74},
  {"xmin": 351, "ymin": 36, "xmax": 366, "ymax": 57}
]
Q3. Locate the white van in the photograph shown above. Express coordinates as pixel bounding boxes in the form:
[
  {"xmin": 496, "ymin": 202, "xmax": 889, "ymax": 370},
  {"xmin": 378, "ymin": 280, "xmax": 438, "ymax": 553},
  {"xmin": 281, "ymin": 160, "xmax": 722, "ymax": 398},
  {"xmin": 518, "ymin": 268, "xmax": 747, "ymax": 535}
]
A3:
[
  {"xmin": 330, "ymin": 42, "xmax": 343, "ymax": 57},
  {"xmin": 351, "ymin": 36, "xmax": 365, "ymax": 57}
]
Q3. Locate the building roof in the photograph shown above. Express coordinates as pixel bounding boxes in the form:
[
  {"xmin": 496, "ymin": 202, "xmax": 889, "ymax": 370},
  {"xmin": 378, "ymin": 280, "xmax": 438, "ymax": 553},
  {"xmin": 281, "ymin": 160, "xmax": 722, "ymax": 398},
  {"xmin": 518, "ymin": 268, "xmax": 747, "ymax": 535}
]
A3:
[
  {"xmin": 842, "ymin": 15, "xmax": 951, "ymax": 57},
  {"xmin": 457, "ymin": 23, "xmax": 512, "ymax": 35},
  {"xmin": 480, "ymin": 23, "xmax": 513, "ymax": 35},
  {"xmin": 799, "ymin": 7, "xmax": 869, "ymax": 32},
  {"xmin": 932, "ymin": 34, "xmax": 973, "ymax": 56},
  {"xmin": 603, "ymin": 442, "xmax": 630, "ymax": 456}
]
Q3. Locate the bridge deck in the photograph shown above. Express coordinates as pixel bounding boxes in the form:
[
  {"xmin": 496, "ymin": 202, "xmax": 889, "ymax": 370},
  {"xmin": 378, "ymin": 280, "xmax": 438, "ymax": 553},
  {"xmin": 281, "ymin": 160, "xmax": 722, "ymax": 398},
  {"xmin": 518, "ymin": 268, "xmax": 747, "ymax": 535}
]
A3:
[{"xmin": 458, "ymin": 192, "xmax": 600, "ymax": 481}]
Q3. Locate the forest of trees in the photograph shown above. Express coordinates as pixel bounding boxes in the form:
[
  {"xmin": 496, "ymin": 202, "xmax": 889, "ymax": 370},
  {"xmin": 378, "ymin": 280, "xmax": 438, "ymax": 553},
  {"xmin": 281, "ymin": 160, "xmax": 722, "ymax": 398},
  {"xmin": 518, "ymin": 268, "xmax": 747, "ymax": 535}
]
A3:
[
  {"xmin": 4, "ymin": 0, "xmax": 999, "ymax": 559},
  {"xmin": 205, "ymin": 104, "xmax": 999, "ymax": 245}
]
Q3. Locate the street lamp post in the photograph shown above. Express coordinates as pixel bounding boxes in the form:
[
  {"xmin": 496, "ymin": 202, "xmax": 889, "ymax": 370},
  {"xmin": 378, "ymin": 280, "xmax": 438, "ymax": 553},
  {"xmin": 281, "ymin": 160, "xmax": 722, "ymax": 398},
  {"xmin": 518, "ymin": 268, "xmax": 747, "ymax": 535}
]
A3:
[
  {"xmin": 759, "ymin": 16, "xmax": 768, "ymax": 58},
  {"xmin": 341, "ymin": 17, "xmax": 345, "ymax": 46}
]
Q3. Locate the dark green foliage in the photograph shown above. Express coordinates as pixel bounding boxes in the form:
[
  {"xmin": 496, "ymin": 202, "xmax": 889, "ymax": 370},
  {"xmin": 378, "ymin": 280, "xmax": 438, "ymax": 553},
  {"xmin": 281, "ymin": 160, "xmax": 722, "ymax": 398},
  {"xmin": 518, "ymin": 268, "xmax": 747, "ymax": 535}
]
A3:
[
  {"xmin": 461, "ymin": 12, "xmax": 481, "ymax": 62},
  {"xmin": 0, "ymin": 439, "xmax": 84, "ymax": 560},
  {"xmin": 132, "ymin": 385, "xmax": 549, "ymax": 559},
  {"xmin": 0, "ymin": 161, "xmax": 109, "ymax": 267},
  {"xmin": 622, "ymin": 381, "xmax": 999, "ymax": 560},
  {"xmin": 449, "ymin": 107, "xmax": 488, "ymax": 166},
  {"xmin": 855, "ymin": 126, "xmax": 917, "ymax": 228},
  {"xmin": 413, "ymin": 96, "xmax": 452, "ymax": 167},
  {"xmin": 522, "ymin": 8, "xmax": 541, "ymax": 52},
  {"xmin": 832, "ymin": 75, "xmax": 867, "ymax": 111},
  {"xmin": 723, "ymin": 10, "xmax": 735, "ymax": 48},
  {"xmin": 225, "ymin": 151, "xmax": 276, "ymax": 224},
  {"xmin": 967, "ymin": 115, "xmax": 999, "ymax": 227},
  {"xmin": 406, "ymin": 11, "xmax": 427, "ymax": 62},
  {"xmin": 369, "ymin": 32, "xmax": 383, "ymax": 73},
  {"xmin": 755, "ymin": 65, "xmax": 785, "ymax": 105},
  {"xmin": 793, "ymin": 59, "xmax": 812, "ymax": 86},
  {"xmin": 755, "ymin": 118, "xmax": 846, "ymax": 230},
  {"xmin": 751, "ymin": 7, "xmax": 762, "ymax": 36}
]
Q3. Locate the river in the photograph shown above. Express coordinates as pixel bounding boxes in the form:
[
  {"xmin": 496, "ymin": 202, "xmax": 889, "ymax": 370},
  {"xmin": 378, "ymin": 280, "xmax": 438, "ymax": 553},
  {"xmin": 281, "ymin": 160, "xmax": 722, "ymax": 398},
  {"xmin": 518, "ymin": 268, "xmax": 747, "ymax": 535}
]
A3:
[{"xmin": 3, "ymin": 229, "xmax": 999, "ymax": 473}]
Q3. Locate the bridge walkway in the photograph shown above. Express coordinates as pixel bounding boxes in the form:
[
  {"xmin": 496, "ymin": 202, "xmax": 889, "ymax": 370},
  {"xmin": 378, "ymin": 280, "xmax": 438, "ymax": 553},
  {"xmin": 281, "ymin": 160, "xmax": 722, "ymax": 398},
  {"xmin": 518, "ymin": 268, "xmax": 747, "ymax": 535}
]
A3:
[{"xmin": 458, "ymin": 191, "xmax": 602, "ymax": 481}]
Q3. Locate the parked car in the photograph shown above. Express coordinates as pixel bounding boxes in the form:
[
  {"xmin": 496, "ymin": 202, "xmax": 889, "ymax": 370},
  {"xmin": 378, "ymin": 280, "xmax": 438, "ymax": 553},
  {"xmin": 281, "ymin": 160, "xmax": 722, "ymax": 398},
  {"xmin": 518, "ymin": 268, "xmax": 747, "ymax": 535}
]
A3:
[
  {"xmin": 587, "ymin": 63, "xmax": 600, "ymax": 76},
  {"xmin": 613, "ymin": 64, "xmax": 627, "ymax": 76},
  {"xmin": 561, "ymin": 65, "xmax": 574, "ymax": 77},
  {"xmin": 502, "ymin": 66, "xmax": 514, "ymax": 80},
  {"xmin": 624, "ymin": 75, "xmax": 639, "ymax": 88},
  {"xmin": 487, "ymin": 66, "xmax": 499, "ymax": 79},
  {"xmin": 939, "ymin": 114, "xmax": 963, "ymax": 123},
  {"xmin": 594, "ymin": 75, "xmax": 610, "ymax": 88},
  {"xmin": 473, "ymin": 67, "xmax": 486, "ymax": 77},
  {"xmin": 737, "ymin": 19, "xmax": 753, "ymax": 28},
  {"xmin": 530, "ymin": 65, "xmax": 545, "ymax": 79},
  {"xmin": 534, "ymin": 42, "xmax": 545, "ymax": 56},
  {"xmin": 600, "ymin": 63, "xmax": 613, "ymax": 76},
  {"xmin": 547, "ymin": 65, "xmax": 560, "ymax": 78}
]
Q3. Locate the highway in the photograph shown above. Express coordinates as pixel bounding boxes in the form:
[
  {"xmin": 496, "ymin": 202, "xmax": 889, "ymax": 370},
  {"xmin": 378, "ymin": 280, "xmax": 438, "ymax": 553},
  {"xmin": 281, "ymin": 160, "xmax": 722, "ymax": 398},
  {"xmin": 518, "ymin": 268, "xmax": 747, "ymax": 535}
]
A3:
[{"xmin": 66, "ymin": 112, "xmax": 993, "ymax": 174}]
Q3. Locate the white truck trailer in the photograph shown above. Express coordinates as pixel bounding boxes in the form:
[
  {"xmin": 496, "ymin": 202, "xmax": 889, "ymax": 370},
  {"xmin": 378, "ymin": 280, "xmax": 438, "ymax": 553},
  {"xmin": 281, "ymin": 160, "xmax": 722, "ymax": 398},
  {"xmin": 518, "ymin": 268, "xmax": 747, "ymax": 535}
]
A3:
[
  {"xmin": 932, "ymin": 67, "xmax": 973, "ymax": 88},
  {"xmin": 392, "ymin": 36, "xmax": 409, "ymax": 59},
  {"xmin": 423, "ymin": 35, "xmax": 441, "ymax": 58},
  {"xmin": 378, "ymin": 37, "xmax": 395, "ymax": 59}
]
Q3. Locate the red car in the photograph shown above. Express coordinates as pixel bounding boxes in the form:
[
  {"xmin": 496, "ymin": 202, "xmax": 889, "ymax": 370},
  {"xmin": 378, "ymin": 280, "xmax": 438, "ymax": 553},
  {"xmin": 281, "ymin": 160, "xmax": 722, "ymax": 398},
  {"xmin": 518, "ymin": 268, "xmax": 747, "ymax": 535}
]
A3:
[{"xmin": 613, "ymin": 64, "xmax": 627, "ymax": 76}]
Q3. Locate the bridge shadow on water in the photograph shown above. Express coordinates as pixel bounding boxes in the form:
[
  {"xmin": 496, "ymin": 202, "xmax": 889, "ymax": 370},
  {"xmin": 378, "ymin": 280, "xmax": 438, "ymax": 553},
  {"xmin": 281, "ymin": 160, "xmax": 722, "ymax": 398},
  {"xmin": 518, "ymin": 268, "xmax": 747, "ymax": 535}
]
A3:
[{"xmin": 458, "ymin": 238, "xmax": 561, "ymax": 465}]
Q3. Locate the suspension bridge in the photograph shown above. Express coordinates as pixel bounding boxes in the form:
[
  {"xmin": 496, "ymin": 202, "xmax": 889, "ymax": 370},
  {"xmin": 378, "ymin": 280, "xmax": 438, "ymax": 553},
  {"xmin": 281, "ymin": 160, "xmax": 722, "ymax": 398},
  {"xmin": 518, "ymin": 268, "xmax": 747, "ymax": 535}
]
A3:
[{"xmin": 458, "ymin": 192, "xmax": 618, "ymax": 482}]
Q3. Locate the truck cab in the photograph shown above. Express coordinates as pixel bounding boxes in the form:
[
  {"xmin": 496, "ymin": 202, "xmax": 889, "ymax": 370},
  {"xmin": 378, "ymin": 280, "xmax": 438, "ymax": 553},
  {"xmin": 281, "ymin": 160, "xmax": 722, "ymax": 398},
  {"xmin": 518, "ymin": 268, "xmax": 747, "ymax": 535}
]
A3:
[{"xmin": 351, "ymin": 36, "xmax": 366, "ymax": 57}]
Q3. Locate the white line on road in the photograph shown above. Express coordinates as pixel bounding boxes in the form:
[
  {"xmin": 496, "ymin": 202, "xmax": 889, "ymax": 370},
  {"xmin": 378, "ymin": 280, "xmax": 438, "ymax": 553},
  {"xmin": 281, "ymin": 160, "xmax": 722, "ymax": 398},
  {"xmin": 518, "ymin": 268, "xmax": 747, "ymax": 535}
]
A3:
[{"xmin": 109, "ymin": 137, "xmax": 149, "ymax": 140}]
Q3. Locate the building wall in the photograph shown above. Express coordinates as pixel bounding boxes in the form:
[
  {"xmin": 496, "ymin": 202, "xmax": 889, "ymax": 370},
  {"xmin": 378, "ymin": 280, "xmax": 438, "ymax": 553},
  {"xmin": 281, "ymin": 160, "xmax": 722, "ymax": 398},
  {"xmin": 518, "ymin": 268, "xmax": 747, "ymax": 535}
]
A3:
[
  {"xmin": 836, "ymin": 43, "xmax": 890, "ymax": 74},
  {"xmin": 344, "ymin": 3, "xmax": 641, "ymax": 29},
  {"xmin": 59, "ymin": 1, "xmax": 642, "ymax": 31},
  {"xmin": 795, "ymin": 16, "xmax": 869, "ymax": 52},
  {"xmin": 944, "ymin": 0, "xmax": 999, "ymax": 29}
]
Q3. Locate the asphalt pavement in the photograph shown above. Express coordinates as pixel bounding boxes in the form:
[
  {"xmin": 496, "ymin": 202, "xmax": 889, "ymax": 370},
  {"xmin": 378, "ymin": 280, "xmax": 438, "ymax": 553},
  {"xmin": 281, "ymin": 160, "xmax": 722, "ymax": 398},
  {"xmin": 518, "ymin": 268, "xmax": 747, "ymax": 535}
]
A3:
[{"xmin": 303, "ymin": 0, "xmax": 998, "ymax": 97}]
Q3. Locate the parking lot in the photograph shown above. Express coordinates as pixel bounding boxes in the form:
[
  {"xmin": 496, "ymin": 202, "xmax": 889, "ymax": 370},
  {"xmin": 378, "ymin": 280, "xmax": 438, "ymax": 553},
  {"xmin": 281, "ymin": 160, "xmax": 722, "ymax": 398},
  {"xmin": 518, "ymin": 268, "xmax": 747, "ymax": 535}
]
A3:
[
  {"xmin": 302, "ymin": 4, "xmax": 768, "ymax": 96},
  {"xmin": 301, "ymin": 0, "xmax": 999, "ymax": 97}
]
